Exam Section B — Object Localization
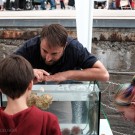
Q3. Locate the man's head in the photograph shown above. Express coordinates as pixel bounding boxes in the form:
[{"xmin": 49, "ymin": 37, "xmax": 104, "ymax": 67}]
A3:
[
  {"xmin": 40, "ymin": 24, "xmax": 68, "ymax": 65},
  {"xmin": 0, "ymin": 55, "xmax": 34, "ymax": 100}
]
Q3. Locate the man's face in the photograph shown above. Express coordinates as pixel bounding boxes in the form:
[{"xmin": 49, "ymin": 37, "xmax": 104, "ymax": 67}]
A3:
[{"xmin": 40, "ymin": 39, "xmax": 65, "ymax": 65}]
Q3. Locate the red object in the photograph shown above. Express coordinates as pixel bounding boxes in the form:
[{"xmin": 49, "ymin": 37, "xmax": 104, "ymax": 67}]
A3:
[
  {"xmin": 116, "ymin": 0, "xmax": 121, "ymax": 8},
  {"xmin": 131, "ymin": 1, "xmax": 135, "ymax": 9},
  {"xmin": 0, "ymin": 106, "xmax": 62, "ymax": 135}
]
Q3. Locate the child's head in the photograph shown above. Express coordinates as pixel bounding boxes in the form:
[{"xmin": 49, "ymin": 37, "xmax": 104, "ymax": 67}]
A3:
[
  {"xmin": 114, "ymin": 76, "xmax": 135, "ymax": 122},
  {"xmin": 0, "ymin": 55, "xmax": 34, "ymax": 100}
]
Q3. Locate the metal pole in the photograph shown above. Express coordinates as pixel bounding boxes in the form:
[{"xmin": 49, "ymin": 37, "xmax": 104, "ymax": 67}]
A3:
[
  {"xmin": 0, "ymin": 92, "xmax": 2, "ymax": 107},
  {"xmin": 75, "ymin": 0, "xmax": 94, "ymax": 52}
]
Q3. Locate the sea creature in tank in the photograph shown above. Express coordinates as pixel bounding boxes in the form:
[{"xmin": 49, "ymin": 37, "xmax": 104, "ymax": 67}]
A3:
[
  {"xmin": 61, "ymin": 126, "xmax": 82, "ymax": 135},
  {"xmin": 27, "ymin": 92, "xmax": 53, "ymax": 109}
]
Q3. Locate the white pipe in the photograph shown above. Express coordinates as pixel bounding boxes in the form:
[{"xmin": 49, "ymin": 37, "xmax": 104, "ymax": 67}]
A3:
[{"xmin": 75, "ymin": 0, "xmax": 94, "ymax": 52}]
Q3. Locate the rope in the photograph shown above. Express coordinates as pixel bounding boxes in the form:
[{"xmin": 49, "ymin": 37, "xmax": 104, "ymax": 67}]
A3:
[
  {"xmin": 101, "ymin": 102, "xmax": 117, "ymax": 111},
  {"xmin": 106, "ymin": 81, "xmax": 121, "ymax": 86},
  {"xmin": 112, "ymin": 130, "xmax": 130, "ymax": 135}
]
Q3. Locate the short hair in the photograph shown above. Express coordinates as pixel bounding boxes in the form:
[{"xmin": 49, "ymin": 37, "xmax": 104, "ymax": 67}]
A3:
[
  {"xmin": 114, "ymin": 77, "xmax": 135, "ymax": 107},
  {"xmin": 0, "ymin": 55, "xmax": 34, "ymax": 99},
  {"xmin": 41, "ymin": 24, "xmax": 68, "ymax": 48}
]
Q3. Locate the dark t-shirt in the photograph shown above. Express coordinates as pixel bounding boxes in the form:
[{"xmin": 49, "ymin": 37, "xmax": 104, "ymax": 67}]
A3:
[{"xmin": 14, "ymin": 36, "xmax": 98, "ymax": 74}]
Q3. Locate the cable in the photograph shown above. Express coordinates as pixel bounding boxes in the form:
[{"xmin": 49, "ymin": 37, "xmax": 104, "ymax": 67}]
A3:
[{"xmin": 101, "ymin": 103, "xmax": 111, "ymax": 126}]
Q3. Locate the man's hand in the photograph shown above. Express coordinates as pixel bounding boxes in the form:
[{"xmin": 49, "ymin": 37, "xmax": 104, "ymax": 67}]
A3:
[
  {"xmin": 33, "ymin": 69, "xmax": 50, "ymax": 83},
  {"xmin": 45, "ymin": 72, "xmax": 67, "ymax": 83}
]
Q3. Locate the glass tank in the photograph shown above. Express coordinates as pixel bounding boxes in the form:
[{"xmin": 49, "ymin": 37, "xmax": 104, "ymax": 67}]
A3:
[{"xmin": 0, "ymin": 81, "xmax": 101, "ymax": 135}]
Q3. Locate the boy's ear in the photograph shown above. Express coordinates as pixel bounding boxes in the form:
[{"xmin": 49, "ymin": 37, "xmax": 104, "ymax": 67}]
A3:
[{"xmin": 28, "ymin": 80, "xmax": 33, "ymax": 91}]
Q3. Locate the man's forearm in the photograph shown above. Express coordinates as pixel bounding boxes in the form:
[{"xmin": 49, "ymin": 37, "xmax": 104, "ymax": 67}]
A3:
[{"xmin": 63, "ymin": 68, "xmax": 109, "ymax": 82}]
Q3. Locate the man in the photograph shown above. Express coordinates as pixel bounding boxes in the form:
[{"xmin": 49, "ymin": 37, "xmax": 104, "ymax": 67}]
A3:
[
  {"xmin": 14, "ymin": 24, "xmax": 109, "ymax": 122},
  {"xmin": 40, "ymin": 0, "xmax": 46, "ymax": 10},
  {"xmin": 94, "ymin": 0, "xmax": 107, "ymax": 9},
  {"xmin": 68, "ymin": 0, "xmax": 75, "ymax": 9},
  {"xmin": 14, "ymin": 24, "xmax": 109, "ymax": 83},
  {"xmin": 47, "ymin": 0, "xmax": 56, "ymax": 10}
]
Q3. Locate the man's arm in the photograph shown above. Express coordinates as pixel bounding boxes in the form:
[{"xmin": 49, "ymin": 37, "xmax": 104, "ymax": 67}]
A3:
[{"xmin": 45, "ymin": 60, "xmax": 109, "ymax": 82}]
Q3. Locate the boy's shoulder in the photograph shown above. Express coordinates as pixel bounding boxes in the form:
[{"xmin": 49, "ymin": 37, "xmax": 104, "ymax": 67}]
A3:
[{"xmin": 33, "ymin": 106, "xmax": 57, "ymax": 120}]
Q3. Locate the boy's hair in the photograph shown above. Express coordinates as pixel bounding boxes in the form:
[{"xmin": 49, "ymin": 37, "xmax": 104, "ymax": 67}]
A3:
[
  {"xmin": 41, "ymin": 24, "xmax": 68, "ymax": 48},
  {"xmin": 0, "ymin": 55, "xmax": 34, "ymax": 99}
]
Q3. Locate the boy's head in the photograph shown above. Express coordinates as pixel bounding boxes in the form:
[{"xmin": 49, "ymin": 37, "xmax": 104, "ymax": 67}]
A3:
[{"xmin": 0, "ymin": 55, "xmax": 34, "ymax": 100}]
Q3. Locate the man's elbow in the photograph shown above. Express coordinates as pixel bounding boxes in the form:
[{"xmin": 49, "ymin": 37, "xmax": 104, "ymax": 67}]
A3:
[{"xmin": 102, "ymin": 72, "xmax": 109, "ymax": 81}]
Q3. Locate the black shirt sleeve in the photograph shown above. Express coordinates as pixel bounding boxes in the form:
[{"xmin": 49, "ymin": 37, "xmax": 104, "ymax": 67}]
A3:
[
  {"xmin": 67, "ymin": 38, "xmax": 98, "ymax": 69},
  {"xmin": 13, "ymin": 36, "xmax": 41, "ymax": 67}
]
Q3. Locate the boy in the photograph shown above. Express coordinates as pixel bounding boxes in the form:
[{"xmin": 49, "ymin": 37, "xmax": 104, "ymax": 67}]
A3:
[{"xmin": 0, "ymin": 55, "xmax": 61, "ymax": 135}]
